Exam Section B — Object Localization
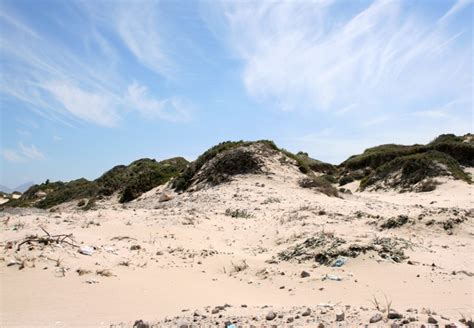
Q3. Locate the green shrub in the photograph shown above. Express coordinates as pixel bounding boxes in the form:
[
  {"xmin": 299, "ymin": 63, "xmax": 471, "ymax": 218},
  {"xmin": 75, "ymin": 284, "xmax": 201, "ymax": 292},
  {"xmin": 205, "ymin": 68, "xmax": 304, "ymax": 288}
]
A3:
[
  {"xmin": 82, "ymin": 198, "xmax": 96, "ymax": 211},
  {"xmin": 360, "ymin": 150, "xmax": 471, "ymax": 190},
  {"xmin": 299, "ymin": 176, "xmax": 339, "ymax": 197},
  {"xmin": 225, "ymin": 208, "xmax": 253, "ymax": 218},
  {"xmin": 172, "ymin": 140, "xmax": 334, "ymax": 191},
  {"xmin": 35, "ymin": 179, "xmax": 99, "ymax": 209},
  {"xmin": 321, "ymin": 174, "xmax": 337, "ymax": 184},
  {"xmin": 418, "ymin": 179, "xmax": 440, "ymax": 192},
  {"xmin": 3, "ymin": 157, "xmax": 188, "ymax": 209},
  {"xmin": 339, "ymin": 176, "xmax": 354, "ymax": 186}
]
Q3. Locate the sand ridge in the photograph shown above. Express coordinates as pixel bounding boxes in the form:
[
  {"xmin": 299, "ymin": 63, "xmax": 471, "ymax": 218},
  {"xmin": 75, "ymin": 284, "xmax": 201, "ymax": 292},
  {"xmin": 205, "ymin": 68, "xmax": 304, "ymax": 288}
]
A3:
[{"xmin": 1, "ymin": 155, "xmax": 473, "ymax": 327}]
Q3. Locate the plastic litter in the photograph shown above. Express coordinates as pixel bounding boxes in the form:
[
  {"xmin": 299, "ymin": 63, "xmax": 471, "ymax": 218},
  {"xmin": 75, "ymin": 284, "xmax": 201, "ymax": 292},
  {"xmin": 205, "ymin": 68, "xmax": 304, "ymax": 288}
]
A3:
[
  {"xmin": 323, "ymin": 274, "xmax": 342, "ymax": 281},
  {"xmin": 333, "ymin": 257, "xmax": 347, "ymax": 267},
  {"xmin": 78, "ymin": 245, "xmax": 95, "ymax": 256}
]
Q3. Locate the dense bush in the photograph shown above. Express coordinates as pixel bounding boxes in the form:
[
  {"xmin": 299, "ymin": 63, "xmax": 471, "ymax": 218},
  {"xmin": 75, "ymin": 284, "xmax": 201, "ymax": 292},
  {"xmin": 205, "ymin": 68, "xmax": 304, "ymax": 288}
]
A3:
[
  {"xmin": 172, "ymin": 140, "xmax": 335, "ymax": 192},
  {"xmin": 3, "ymin": 157, "xmax": 188, "ymax": 209},
  {"xmin": 338, "ymin": 175, "xmax": 354, "ymax": 186},
  {"xmin": 360, "ymin": 150, "xmax": 471, "ymax": 190}
]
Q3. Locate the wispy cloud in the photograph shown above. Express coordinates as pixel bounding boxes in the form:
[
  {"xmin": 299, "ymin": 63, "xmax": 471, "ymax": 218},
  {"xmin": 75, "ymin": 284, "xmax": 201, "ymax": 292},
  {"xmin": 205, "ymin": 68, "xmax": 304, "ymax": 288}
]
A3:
[
  {"xmin": 204, "ymin": 0, "xmax": 472, "ymax": 121},
  {"xmin": 3, "ymin": 143, "xmax": 45, "ymax": 162},
  {"xmin": 19, "ymin": 143, "xmax": 45, "ymax": 160},
  {"xmin": 43, "ymin": 81, "xmax": 120, "ymax": 127},
  {"xmin": 439, "ymin": 0, "xmax": 473, "ymax": 24},
  {"xmin": 114, "ymin": 3, "xmax": 176, "ymax": 79},
  {"xmin": 0, "ymin": 2, "xmax": 193, "ymax": 127},
  {"xmin": 126, "ymin": 82, "xmax": 192, "ymax": 122},
  {"xmin": 3, "ymin": 149, "xmax": 24, "ymax": 163},
  {"xmin": 413, "ymin": 98, "xmax": 471, "ymax": 119}
]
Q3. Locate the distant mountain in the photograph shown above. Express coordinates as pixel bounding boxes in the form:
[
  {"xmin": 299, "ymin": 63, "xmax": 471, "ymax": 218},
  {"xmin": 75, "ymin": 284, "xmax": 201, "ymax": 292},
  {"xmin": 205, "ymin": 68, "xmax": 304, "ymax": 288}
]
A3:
[
  {"xmin": 0, "ymin": 185, "xmax": 13, "ymax": 193},
  {"xmin": 14, "ymin": 182, "xmax": 35, "ymax": 193},
  {"xmin": 0, "ymin": 182, "xmax": 35, "ymax": 194}
]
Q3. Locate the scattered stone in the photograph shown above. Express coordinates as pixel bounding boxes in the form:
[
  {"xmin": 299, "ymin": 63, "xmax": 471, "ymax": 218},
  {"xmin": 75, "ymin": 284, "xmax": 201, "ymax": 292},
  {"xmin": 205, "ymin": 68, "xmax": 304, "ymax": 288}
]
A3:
[
  {"xmin": 287, "ymin": 317, "xmax": 294, "ymax": 323},
  {"xmin": 370, "ymin": 313, "xmax": 383, "ymax": 323},
  {"xmin": 130, "ymin": 245, "xmax": 141, "ymax": 251},
  {"xmin": 428, "ymin": 316, "xmax": 438, "ymax": 324},
  {"xmin": 335, "ymin": 311, "xmax": 345, "ymax": 321},
  {"xmin": 266, "ymin": 311, "xmax": 277, "ymax": 321},
  {"xmin": 388, "ymin": 310, "xmax": 403, "ymax": 319},
  {"xmin": 133, "ymin": 320, "xmax": 149, "ymax": 328},
  {"xmin": 300, "ymin": 270, "xmax": 310, "ymax": 278},
  {"xmin": 302, "ymin": 308, "xmax": 311, "ymax": 316},
  {"xmin": 159, "ymin": 192, "xmax": 174, "ymax": 202}
]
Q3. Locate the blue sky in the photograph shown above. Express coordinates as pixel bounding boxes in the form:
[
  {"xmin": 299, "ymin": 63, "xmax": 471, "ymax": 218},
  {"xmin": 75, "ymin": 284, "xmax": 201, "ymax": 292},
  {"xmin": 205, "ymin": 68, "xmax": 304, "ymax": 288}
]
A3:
[{"xmin": 1, "ymin": 0, "xmax": 472, "ymax": 188}]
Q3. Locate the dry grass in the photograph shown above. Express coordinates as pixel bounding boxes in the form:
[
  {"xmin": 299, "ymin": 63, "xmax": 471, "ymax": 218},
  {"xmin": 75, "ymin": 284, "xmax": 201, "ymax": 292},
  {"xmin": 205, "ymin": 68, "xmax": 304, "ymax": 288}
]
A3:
[
  {"xmin": 229, "ymin": 260, "xmax": 249, "ymax": 275},
  {"xmin": 76, "ymin": 268, "xmax": 92, "ymax": 276},
  {"xmin": 96, "ymin": 269, "xmax": 115, "ymax": 277}
]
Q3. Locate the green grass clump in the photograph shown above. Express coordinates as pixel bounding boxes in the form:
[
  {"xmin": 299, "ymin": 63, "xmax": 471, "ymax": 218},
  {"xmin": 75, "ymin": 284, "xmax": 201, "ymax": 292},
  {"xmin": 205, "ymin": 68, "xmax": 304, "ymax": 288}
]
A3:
[{"xmin": 225, "ymin": 208, "xmax": 253, "ymax": 218}]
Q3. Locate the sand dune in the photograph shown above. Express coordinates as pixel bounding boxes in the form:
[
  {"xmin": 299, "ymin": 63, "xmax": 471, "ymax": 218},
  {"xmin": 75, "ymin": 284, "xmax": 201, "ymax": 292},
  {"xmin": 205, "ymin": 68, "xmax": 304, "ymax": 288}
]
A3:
[{"xmin": 1, "ymin": 149, "xmax": 473, "ymax": 327}]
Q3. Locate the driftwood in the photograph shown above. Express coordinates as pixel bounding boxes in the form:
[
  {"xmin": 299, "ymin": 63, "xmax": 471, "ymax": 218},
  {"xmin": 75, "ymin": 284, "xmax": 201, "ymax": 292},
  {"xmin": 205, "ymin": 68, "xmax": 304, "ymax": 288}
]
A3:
[{"xmin": 16, "ymin": 227, "xmax": 78, "ymax": 251}]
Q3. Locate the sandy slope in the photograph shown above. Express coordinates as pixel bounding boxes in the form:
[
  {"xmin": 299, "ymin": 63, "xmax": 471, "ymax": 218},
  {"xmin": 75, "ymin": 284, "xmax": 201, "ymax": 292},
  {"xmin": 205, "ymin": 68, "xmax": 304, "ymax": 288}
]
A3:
[{"xmin": 1, "ymin": 157, "xmax": 473, "ymax": 327}]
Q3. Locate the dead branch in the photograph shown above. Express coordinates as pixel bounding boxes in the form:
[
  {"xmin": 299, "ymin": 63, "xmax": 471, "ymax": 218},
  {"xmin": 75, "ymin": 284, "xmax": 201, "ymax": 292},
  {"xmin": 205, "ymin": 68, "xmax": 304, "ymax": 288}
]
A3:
[{"xmin": 16, "ymin": 227, "xmax": 78, "ymax": 251}]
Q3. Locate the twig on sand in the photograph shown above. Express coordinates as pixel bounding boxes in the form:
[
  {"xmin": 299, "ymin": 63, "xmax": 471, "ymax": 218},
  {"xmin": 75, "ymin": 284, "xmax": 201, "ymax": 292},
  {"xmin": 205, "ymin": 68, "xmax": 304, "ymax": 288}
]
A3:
[{"xmin": 16, "ymin": 227, "xmax": 78, "ymax": 251}]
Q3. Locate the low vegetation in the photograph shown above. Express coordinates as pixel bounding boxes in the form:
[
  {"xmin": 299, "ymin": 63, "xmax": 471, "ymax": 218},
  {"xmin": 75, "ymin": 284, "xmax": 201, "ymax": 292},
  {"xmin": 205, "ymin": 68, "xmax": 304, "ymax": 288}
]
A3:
[
  {"xmin": 2, "ymin": 134, "xmax": 471, "ymax": 209},
  {"xmin": 225, "ymin": 208, "xmax": 253, "ymax": 218},
  {"xmin": 340, "ymin": 133, "xmax": 473, "ymax": 191},
  {"xmin": 172, "ymin": 140, "xmax": 336, "ymax": 192},
  {"xmin": 3, "ymin": 157, "xmax": 188, "ymax": 209},
  {"xmin": 299, "ymin": 176, "xmax": 339, "ymax": 197},
  {"xmin": 360, "ymin": 150, "xmax": 471, "ymax": 191}
]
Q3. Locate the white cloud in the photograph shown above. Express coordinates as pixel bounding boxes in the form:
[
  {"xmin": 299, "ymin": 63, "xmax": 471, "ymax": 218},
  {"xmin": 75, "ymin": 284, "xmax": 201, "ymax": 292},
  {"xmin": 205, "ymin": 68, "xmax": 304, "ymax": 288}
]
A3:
[
  {"xmin": 43, "ymin": 82, "xmax": 120, "ymax": 127},
  {"xmin": 204, "ymin": 0, "xmax": 472, "ymax": 119},
  {"xmin": 362, "ymin": 116, "xmax": 389, "ymax": 127},
  {"xmin": 3, "ymin": 149, "xmax": 23, "ymax": 163},
  {"xmin": 16, "ymin": 129, "xmax": 31, "ymax": 137},
  {"xmin": 0, "ymin": 3, "xmax": 192, "ymax": 127},
  {"xmin": 413, "ymin": 110, "xmax": 449, "ymax": 119},
  {"xmin": 439, "ymin": 0, "xmax": 472, "ymax": 24},
  {"xmin": 115, "ymin": 4, "xmax": 176, "ymax": 79},
  {"xmin": 19, "ymin": 143, "xmax": 45, "ymax": 160},
  {"xmin": 126, "ymin": 82, "xmax": 192, "ymax": 122},
  {"xmin": 3, "ymin": 143, "xmax": 45, "ymax": 162}
]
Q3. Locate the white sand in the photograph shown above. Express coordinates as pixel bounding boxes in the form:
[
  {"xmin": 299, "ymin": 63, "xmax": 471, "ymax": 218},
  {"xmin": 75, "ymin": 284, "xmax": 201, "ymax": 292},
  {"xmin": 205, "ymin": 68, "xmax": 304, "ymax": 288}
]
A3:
[{"xmin": 1, "ymin": 156, "xmax": 472, "ymax": 327}]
